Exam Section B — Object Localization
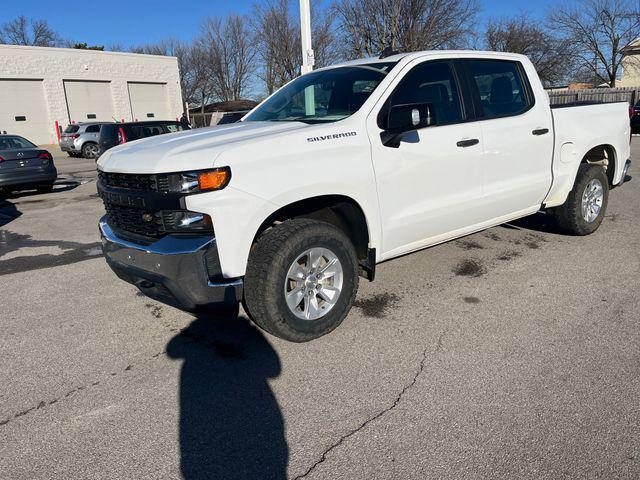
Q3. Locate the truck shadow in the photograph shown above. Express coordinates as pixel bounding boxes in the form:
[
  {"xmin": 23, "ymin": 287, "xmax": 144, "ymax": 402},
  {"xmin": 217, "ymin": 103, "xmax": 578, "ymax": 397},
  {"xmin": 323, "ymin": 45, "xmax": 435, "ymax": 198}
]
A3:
[
  {"xmin": 502, "ymin": 212, "xmax": 556, "ymax": 234},
  {"xmin": 166, "ymin": 313, "xmax": 287, "ymax": 480}
]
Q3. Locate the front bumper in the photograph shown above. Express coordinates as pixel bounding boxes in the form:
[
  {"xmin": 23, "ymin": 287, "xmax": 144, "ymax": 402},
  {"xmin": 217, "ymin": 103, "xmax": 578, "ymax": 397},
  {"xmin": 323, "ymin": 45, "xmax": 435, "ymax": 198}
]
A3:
[{"xmin": 99, "ymin": 218, "xmax": 242, "ymax": 311}]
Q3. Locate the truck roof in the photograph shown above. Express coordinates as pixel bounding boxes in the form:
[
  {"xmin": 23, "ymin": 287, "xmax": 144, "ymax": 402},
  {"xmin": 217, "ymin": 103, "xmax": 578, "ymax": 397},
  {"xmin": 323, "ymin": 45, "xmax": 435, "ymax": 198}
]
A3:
[{"xmin": 323, "ymin": 50, "xmax": 529, "ymax": 70}]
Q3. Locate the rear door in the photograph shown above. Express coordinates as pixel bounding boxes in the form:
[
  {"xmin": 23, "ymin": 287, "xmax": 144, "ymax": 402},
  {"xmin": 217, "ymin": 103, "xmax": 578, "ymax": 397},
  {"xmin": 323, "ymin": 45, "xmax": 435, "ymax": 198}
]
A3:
[{"xmin": 464, "ymin": 58, "xmax": 553, "ymax": 218}]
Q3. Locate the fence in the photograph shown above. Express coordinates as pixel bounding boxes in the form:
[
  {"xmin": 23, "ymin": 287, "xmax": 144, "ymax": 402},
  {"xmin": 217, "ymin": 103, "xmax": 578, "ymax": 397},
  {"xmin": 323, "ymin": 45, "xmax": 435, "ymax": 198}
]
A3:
[
  {"xmin": 189, "ymin": 110, "xmax": 251, "ymax": 128},
  {"xmin": 547, "ymin": 87, "xmax": 639, "ymax": 106}
]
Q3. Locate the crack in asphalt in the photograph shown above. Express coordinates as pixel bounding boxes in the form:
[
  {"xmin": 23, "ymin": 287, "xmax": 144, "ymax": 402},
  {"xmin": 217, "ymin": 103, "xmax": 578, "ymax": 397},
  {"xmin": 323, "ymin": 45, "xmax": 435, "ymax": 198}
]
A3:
[
  {"xmin": 292, "ymin": 329, "xmax": 448, "ymax": 480},
  {"xmin": 0, "ymin": 320, "xmax": 238, "ymax": 428}
]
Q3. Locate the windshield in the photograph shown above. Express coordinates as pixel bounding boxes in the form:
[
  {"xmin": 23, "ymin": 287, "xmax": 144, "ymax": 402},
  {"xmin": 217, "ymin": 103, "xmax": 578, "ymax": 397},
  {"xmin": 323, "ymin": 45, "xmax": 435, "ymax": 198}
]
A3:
[{"xmin": 244, "ymin": 62, "xmax": 397, "ymax": 124}]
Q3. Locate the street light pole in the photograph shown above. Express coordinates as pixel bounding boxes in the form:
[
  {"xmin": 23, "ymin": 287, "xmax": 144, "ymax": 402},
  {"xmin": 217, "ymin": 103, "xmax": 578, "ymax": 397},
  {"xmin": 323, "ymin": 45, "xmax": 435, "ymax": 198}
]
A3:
[
  {"xmin": 299, "ymin": 0, "xmax": 315, "ymax": 74},
  {"xmin": 299, "ymin": 0, "xmax": 315, "ymax": 115}
]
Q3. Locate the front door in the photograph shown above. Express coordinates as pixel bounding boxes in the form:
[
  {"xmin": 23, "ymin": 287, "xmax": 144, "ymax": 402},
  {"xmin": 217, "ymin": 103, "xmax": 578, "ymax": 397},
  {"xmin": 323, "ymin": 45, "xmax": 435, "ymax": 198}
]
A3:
[{"xmin": 367, "ymin": 59, "xmax": 486, "ymax": 259}]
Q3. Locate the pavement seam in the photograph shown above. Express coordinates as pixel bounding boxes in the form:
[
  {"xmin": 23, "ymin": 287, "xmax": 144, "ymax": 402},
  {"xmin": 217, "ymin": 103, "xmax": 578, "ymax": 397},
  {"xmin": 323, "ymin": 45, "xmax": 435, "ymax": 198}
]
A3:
[
  {"xmin": 0, "ymin": 324, "xmax": 223, "ymax": 428},
  {"xmin": 292, "ymin": 328, "xmax": 448, "ymax": 480}
]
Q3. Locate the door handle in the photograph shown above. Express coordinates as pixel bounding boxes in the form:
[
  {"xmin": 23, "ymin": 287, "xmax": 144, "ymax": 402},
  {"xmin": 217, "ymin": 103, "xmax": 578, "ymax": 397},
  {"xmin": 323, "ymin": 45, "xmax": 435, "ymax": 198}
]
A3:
[
  {"xmin": 532, "ymin": 128, "xmax": 549, "ymax": 136},
  {"xmin": 456, "ymin": 138, "xmax": 479, "ymax": 147}
]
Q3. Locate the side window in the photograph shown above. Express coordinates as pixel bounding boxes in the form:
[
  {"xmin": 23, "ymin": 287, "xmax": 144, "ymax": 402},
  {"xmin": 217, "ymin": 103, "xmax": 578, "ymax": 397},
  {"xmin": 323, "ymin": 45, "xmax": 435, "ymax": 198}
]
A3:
[
  {"xmin": 85, "ymin": 125, "xmax": 100, "ymax": 133},
  {"xmin": 468, "ymin": 59, "xmax": 532, "ymax": 119},
  {"xmin": 165, "ymin": 124, "xmax": 183, "ymax": 133},
  {"xmin": 386, "ymin": 60, "xmax": 463, "ymax": 126}
]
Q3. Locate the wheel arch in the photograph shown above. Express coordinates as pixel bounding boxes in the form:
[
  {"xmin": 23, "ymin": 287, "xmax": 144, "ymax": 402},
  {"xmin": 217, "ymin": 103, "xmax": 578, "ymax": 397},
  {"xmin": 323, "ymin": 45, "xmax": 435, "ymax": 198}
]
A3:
[
  {"xmin": 581, "ymin": 143, "xmax": 617, "ymax": 186},
  {"xmin": 252, "ymin": 194, "xmax": 372, "ymax": 262}
]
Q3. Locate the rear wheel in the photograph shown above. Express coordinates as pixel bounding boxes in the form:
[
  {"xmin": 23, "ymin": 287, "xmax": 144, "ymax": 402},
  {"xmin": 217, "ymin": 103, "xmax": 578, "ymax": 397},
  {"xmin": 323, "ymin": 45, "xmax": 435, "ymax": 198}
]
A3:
[
  {"xmin": 243, "ymin": 219, "xmax": 359, "ymax": 342},
  {"xmin": 551, "ymin": 164, "xmax": 609, "ymax": 235},
  {"xmin": 82, "ymin": 142, "xmax": 99, "ymax": 159}
]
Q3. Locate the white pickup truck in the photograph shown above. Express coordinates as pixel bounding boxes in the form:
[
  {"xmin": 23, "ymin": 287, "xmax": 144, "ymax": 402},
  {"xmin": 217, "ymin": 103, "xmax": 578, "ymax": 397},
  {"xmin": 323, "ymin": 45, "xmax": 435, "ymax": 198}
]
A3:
[{"xmin": 97, "ymin": 50, "xmax": 631, "ymax": 342}]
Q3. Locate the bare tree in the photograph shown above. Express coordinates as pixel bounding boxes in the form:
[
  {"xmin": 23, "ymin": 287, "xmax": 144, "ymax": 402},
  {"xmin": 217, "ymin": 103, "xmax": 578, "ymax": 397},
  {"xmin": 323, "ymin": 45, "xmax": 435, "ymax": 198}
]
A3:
[
  {"xmin": 550, "ymin": 0, "xmax": 640, "ymax": 86},
  {"xmin": 485, "ymin": 15, "xmax": 573, "ymax": 86},
  {"xmin": 197, "ymin": 15, "xmax": 257, "ymax": 102},
  {"xmin": 127, "ymin": 39, "xmax": 208, "ymax": 111},
  {"xmin": 253, "ymin": 0, "xmax": 336, "ymax": 94},
  {"xmin": 0, "ymin": 15, "xmax": 61, "ymax": 47},
  {"xmin": 333, "ymin": 0, "xmax": 478, "ymax": 59}
]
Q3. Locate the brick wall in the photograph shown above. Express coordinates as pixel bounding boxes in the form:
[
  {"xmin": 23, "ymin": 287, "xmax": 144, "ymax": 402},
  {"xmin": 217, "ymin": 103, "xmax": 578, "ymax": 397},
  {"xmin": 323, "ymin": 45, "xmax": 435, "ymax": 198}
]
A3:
[{"xmin": 0, "ymin": 44, "xmax": 183, "ymax": 144}]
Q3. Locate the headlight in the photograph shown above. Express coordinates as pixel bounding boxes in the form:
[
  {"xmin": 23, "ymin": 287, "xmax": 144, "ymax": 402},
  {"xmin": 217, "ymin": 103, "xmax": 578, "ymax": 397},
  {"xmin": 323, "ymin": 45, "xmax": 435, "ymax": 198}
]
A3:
[
  {"xmin": 168, "ymin": 211, "xmax": 213, "ymax": 231},
  {"xmin": 167, "ymin": 167, "xmax": 231, "ymax": 194}
]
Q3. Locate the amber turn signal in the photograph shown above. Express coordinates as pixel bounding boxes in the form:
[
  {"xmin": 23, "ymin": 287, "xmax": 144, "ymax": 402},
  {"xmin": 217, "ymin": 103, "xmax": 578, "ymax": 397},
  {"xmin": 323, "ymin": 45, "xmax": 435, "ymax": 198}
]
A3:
[{"xmin": 198, "ymin": 167, "xmax": 231, "ymax": 191}]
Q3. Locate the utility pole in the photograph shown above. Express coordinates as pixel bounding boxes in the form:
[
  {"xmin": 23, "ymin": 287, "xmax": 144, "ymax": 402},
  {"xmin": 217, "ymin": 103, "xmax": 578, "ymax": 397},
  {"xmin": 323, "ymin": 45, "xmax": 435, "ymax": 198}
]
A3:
[
  {"xmin": 299, "ymin": 0, "xmax": 315, "ymax": 74},
  {"xmin": 299, "ymin": 0, "xmax": 315, "ymax": 115}
]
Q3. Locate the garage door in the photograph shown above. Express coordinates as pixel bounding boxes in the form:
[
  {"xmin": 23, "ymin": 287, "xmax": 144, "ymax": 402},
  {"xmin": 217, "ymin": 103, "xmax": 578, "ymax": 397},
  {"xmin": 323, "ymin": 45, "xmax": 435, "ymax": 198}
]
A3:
[
  {"xmin": 128, "ymin": 82, "xmax": 171, "ymax": 121},
  {"xmin": 0, "ymin": 79, "xmax": 51, "ymax": 145},
  {"xmin": 64, "ymin": 80, "xmax": 114, "ymax": 123}
]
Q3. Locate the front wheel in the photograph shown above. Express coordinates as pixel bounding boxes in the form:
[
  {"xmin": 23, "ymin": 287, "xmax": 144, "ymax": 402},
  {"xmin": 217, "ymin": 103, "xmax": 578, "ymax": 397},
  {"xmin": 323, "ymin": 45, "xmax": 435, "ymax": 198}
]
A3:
[
  {"xmin": 243, "ymin": 219, "xmax": 359, "ymax": 342},
  {"xmin": 551, "ymin": 163, "xmax": 609, "ymax": 235}
]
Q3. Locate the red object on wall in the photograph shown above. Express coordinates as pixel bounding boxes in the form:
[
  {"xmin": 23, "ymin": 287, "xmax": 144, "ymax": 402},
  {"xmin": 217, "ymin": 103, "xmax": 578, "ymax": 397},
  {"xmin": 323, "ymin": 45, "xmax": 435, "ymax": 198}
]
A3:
[{"xmin": 55, "ymin": 121, "xmax": 61, "ymax": 142}]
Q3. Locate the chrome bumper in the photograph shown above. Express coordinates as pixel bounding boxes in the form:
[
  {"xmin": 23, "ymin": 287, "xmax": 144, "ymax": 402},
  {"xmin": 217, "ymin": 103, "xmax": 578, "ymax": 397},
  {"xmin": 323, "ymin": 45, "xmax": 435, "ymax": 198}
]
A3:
[{"xmin": 99, "ymin": 217, "xmax": 242, "ymax": 311}]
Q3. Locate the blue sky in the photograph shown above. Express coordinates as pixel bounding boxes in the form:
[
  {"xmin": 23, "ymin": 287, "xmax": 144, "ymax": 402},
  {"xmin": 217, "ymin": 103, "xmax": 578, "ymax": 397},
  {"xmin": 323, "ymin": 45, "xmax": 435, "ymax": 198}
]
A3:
[{"xmin": 1, "ymin": 0, "xmax": 558, "ymax": 48}]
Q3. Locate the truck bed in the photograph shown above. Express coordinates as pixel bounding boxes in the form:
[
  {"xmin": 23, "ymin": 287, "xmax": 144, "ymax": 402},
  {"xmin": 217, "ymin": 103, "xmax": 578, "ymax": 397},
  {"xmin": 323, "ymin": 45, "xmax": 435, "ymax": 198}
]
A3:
[{"xmin": 544, "ymin": 101, "xmax": 631, "ymax": 207}]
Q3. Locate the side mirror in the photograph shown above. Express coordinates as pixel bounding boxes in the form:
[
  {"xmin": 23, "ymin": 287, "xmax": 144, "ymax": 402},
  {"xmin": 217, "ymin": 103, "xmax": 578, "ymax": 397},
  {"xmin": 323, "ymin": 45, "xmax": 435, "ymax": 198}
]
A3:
[{"xmin": 381, "ymin": 102, "xmax": 435, "ymax": 148}]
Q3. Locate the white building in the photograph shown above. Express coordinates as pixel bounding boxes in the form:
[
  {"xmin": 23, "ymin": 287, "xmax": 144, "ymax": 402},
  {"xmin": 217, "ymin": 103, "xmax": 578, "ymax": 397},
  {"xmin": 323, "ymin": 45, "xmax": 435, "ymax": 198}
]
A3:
[{"xmin": 0, "ymin": 44, "xmax": 183, "ymax": 145}]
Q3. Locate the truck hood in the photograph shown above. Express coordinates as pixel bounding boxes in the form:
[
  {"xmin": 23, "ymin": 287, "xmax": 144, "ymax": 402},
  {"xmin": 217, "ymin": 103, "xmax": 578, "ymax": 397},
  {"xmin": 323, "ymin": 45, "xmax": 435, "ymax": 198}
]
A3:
[{"xmin": 97, "ymin": 121, "xmax": 307, "ymax": 173}]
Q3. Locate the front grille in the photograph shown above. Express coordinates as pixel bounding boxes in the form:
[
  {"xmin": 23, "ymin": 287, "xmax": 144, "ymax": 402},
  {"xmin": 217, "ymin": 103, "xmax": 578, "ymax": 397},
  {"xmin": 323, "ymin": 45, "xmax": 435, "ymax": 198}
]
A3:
[
  {"xmin": 98, "ymin": 171, "xmax": 170, "ymax": 193},
  {"xmin": 104, "ymin": 203, "xmax": 164, "ymax": 240}
]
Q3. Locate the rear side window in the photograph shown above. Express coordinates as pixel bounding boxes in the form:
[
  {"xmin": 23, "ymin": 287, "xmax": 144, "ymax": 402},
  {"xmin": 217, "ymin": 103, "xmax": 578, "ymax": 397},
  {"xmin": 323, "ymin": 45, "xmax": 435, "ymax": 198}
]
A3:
[
  {"xmin": 85, "ymin": 125, "xmax": 100, "ymax": 133},
  {"xmin": 385, "ymin": 60, "xmax": 464, "ymax": 126},
  {"xmin": 468, "ymin": 59, "xmax": 532, "ymax": 119},
  {"xmin": 64, "ymin": 125, "xmax": 80, "ymax": 133}
]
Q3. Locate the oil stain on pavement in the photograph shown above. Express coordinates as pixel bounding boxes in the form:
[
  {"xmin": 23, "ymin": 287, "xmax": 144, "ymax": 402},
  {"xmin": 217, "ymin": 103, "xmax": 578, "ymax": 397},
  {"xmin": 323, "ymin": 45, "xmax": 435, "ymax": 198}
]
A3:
[
  {"xmin": 453, "ymin": 258, "xmax": 487, "ymax": 277},
  {"xmin": 353, "ymin": 292, "xmax": 400, "ymax": 318}
]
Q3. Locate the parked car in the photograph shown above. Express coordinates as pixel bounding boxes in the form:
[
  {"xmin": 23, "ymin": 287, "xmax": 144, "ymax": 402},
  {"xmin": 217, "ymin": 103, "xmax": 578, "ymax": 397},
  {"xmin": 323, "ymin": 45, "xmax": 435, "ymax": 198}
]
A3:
[
  {"xmin": 60, "ymin": 122, "xmax": 112, "ymax": 159},
  {"xmin": 0, "ymin": 135, "xmax": 57, "ymax": 196},
  {"xmin": 97, "ymin": 50, "xmax": 631, "ymax": 342},
  {"xmin": 98, "ymin": 121, "xmax": 184, "ymax": 156},
  {"xmin": 217, "ymin": 111, "xmax": 247, "ymax": 125},
  {"xmin": 630, "ymin": 100, "xmax": 640, "ymax": 134}
]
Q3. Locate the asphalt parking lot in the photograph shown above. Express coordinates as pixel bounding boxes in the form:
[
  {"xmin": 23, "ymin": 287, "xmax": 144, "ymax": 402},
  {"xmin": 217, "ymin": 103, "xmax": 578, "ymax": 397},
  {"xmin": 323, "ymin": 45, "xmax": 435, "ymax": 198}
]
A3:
[{"xmin": 1, "ymin": 143, "xmax": 639, "ymax": 480}]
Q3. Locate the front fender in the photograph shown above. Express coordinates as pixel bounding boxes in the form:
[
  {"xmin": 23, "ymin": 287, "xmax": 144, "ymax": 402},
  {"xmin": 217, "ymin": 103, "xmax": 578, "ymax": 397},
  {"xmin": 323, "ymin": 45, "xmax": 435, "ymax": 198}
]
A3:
[{"xmin": 186, "ymin": 185, "xmax": 381, "ymax": 279}]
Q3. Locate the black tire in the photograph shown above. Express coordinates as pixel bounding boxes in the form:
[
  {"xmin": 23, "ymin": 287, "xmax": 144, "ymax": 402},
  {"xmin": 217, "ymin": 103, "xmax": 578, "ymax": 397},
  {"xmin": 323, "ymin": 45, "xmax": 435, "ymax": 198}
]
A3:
[
  {"xmin": 243, "ymin": 218, "xmax": 359, "ymax": 342},
  {"xmin": 81, "ymin": 142, "xmax": 99, "ymax": 159},
  {"xmin": 551, "ymin": 163, "xmax": 609, "ymax": 235},
  {"xmin": 36, "ymin": 184, "xmax": 54, "ymax": 194}
]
